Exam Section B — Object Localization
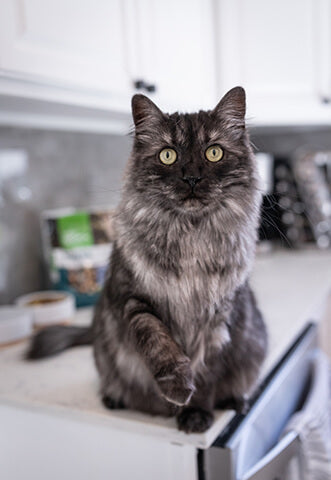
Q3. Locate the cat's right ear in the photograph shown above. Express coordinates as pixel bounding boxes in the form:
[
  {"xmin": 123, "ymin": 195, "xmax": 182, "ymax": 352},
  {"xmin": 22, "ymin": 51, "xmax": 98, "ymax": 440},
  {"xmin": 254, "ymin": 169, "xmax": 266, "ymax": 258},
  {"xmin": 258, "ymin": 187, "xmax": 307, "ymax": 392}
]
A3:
[{"xmin": 131, "ymin": 94, "xmax": 163, "ymax": 129}]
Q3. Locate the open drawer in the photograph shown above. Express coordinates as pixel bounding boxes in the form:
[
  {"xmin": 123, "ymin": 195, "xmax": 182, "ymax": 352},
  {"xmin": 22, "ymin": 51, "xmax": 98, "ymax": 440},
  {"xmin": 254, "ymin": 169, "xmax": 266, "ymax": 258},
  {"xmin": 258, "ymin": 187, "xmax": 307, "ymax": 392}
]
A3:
[
  {"xmin": 202, "ymin": 323, "xmax": 322, "ymax": 480},
  {"xmin": 240, "ymin": 348, "xmax": 329, "ymax": 480}
]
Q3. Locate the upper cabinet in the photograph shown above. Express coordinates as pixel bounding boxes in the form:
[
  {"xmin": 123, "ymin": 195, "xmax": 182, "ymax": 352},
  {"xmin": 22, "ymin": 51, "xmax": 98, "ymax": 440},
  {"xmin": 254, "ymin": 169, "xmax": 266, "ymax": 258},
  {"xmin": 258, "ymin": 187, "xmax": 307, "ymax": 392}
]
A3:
[
  {"xmin": 0, "ymin": 0, "xmax": 331, "ymax": 130},
  {"xmin": 0, "ymin": 0, "xmax": 217, "ymax": 131},
  {"xmin": 128, "ymin": 0, "xmax": 217, "ymax": 113},
  {"xmin": 0, "ymin": 0, "xmax": 133, "ymax": 116},
  {"xmin": 216, "ymin": 0, "xmax": 331, "ymax": 125}
]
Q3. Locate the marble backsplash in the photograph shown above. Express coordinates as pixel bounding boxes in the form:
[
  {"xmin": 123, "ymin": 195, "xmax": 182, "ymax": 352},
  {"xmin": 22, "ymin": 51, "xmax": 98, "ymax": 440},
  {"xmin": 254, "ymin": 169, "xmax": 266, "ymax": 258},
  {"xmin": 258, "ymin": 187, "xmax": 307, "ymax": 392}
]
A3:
[{"xmin": 1, "ymin": 124, "xmax": 331, "ymax": 304}]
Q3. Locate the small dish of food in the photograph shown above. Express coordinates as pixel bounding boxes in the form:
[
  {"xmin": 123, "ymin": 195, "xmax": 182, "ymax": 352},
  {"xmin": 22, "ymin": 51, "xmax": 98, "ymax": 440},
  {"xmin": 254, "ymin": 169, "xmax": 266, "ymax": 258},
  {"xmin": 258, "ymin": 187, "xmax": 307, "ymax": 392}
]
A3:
[{"xmin": 15, "ymin": 291, "xmax": 75, "ymax": 327}]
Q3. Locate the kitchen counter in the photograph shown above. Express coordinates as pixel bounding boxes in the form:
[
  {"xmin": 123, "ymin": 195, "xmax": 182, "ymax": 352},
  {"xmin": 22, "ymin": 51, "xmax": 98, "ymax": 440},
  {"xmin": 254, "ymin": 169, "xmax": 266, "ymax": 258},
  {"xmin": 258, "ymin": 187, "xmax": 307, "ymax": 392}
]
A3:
[{"xmin": 0, "ymin": 248, "xmax": 330, "ymax": 451}]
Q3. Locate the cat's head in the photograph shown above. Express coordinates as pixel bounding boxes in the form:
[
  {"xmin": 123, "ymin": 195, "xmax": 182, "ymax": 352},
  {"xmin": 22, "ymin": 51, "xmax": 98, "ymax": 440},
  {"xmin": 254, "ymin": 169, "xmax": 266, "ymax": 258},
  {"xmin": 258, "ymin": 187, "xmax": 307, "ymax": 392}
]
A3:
[{"xmin": 125, "ymin": 87, "xmax": 260, "ymax": 219}]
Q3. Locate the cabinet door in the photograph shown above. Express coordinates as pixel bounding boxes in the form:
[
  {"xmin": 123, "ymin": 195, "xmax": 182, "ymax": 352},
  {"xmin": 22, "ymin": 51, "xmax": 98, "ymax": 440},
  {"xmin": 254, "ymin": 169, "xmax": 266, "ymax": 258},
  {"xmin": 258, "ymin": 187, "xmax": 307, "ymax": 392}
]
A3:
[
  {"xmin": 128, "ymin": 0, "xmax": 217, "ymax": 113},
  {"xmin": 216, "ymin": 0, "xmax": 331, "ymax": 125},
  {"xmin": 0, "ymin": 0, "xmax": 132, "ymax": 104},
  {"xmin": 0, "ymin": 405, "xmax": 198, "ymax": 480}
]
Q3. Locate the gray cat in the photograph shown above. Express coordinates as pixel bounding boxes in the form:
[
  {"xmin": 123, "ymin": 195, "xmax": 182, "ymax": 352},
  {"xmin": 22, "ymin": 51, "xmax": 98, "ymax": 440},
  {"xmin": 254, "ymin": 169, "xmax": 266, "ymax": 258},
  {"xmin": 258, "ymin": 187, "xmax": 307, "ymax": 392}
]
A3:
[{"xmin": 28, "ymin": 87, "xmax": 267, "ymax": 433}]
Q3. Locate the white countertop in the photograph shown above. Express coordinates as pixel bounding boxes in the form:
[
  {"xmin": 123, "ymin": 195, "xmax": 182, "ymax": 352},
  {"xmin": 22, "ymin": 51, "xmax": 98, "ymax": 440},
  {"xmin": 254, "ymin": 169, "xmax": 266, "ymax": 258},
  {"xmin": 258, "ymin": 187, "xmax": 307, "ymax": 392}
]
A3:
[{"xmin": 0, "ymin": 248, "xmax": 330, "ymax": 449}]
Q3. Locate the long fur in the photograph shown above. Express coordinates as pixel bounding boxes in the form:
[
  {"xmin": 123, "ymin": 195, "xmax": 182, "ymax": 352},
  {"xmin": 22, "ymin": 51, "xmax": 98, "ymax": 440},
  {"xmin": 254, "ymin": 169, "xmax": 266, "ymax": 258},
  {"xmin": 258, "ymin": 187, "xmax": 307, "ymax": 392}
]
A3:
[{"xmin": 27, "ymin": 87, "xmax": 268, "ymax": 433}]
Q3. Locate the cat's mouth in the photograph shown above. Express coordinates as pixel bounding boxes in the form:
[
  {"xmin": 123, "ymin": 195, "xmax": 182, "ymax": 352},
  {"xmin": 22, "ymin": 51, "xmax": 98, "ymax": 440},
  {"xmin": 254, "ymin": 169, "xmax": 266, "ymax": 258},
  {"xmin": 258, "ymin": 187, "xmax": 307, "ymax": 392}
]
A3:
[{"xmin": 182, "ymin": 192, "xmax": 206, "ymax": 208}]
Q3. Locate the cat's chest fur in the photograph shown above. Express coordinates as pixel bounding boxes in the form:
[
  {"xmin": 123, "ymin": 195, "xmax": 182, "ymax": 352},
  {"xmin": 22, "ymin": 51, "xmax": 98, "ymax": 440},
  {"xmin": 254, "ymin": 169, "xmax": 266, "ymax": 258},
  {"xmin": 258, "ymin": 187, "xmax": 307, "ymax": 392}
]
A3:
[
  {"xmin": 133, "ymin": 249, "xmax": 223, "ymax": 319},
  {"xmin": 130, "ymin": 242, "xmax": 234, "ymax": 370},
  {"xmin": 119, "ymin": 216, "xmax": 251, "ymax": 366},
  {"xmin": 129, "ymin": 221, "xmax": 249, "ymax": 311}
]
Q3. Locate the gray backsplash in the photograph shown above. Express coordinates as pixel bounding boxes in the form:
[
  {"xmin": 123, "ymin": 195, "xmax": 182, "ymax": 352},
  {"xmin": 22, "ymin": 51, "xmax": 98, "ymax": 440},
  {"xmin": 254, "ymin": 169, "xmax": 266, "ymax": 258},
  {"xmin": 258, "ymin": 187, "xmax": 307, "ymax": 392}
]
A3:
[
  {"xmin": 1, "ymin": 124, "xmax": 331, "ymax": 304},
  {"xmin": 0, "ymin": 127, "xmax": 131, "ymax": 304},
  {"xmin": 251, "ymin": 126, "xmax": 331, "ymax": 156}
]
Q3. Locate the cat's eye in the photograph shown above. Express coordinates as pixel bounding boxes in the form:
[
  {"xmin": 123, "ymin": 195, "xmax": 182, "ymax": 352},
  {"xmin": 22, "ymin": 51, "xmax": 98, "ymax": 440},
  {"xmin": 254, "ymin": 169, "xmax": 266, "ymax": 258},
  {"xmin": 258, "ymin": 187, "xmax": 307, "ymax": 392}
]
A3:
[
  {"xmin": 205, "ymin": 145, "xmax": 224, "ymax": 163},
  {"xmin": 159, "ymin": 148, "xmax": 177, "ymax": 165}
]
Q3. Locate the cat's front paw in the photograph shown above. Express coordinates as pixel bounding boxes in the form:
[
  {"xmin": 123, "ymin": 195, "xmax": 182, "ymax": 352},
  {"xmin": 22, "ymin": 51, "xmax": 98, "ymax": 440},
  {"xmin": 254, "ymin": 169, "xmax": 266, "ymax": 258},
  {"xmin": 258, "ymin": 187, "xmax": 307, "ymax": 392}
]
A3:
[
  {"xmin": 102, "ymin": 396, "xmax": 126, "ymax": 410},
  {"xmin": 177, "ymin": 407, "xmax": 214, "ymax": 433},
  {"xmin": 156, "ymin": 359, "xmax": 195, "ymax": 406}
]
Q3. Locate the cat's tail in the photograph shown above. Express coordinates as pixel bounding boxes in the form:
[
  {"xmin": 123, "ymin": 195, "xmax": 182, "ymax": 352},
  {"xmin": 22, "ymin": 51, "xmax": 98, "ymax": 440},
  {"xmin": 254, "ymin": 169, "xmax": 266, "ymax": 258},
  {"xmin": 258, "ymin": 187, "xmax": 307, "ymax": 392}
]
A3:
[{"xmin": 26, "ymin": 325, "xmax": 93, "ymax": 360}]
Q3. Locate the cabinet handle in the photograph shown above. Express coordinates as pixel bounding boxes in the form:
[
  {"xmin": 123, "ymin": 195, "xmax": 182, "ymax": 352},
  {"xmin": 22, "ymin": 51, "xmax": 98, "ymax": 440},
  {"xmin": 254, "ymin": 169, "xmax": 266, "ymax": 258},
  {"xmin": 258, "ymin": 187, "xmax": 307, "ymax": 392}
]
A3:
[
  {"xmin": 145, "ymin": 84, "xmax": 156, "ymax": 93},
  {"xmin": 134, "ymin": 79, "xmax": 145, "ymax": 90},
  {"xmin": 134, "ymin": 80, "xmax": 157, "ymax": 94}
]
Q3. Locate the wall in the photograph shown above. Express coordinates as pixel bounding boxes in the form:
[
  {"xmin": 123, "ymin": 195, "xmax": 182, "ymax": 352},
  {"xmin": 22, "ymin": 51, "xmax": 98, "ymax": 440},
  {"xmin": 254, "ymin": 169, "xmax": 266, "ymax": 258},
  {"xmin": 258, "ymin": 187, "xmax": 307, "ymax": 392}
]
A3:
[
  {"xmin": 1, "ymin": 124, "xmax": 331, "ymax": 304},
  {"xmin": 0, "ymin": 127, "xmax": 131, "ymax": 303},
  {"xmin": 251, "ymin": 126, "xmax": 331, "ymax": 157}
]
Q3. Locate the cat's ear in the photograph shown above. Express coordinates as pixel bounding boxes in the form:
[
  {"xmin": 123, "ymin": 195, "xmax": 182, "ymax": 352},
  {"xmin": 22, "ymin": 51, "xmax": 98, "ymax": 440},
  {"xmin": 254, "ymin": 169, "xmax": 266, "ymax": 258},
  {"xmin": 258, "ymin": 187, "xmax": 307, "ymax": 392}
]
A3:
[
  {"xmin": 131, "ymin": 94, "xmax": 163, "ymax": 128},
  {"xmin": 212, "ymin": 86, "xmax": 246, "ymax": 135}
]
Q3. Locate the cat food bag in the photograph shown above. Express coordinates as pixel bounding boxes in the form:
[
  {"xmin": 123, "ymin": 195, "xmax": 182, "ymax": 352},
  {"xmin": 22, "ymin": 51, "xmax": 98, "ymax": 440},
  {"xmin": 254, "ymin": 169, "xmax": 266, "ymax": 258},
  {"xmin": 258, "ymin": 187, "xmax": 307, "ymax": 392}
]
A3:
[{"xmin": 41, "ymin": 207, "xmax": 115, "ymax": 307}]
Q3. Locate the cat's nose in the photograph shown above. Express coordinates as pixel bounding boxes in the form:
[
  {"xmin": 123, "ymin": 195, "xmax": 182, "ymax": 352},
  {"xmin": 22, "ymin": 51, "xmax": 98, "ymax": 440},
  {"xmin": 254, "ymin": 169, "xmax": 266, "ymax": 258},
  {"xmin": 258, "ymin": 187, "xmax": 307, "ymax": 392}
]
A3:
[{"xmin": 182, "ymin": 176, "xmax": 202, "ymax": 189}]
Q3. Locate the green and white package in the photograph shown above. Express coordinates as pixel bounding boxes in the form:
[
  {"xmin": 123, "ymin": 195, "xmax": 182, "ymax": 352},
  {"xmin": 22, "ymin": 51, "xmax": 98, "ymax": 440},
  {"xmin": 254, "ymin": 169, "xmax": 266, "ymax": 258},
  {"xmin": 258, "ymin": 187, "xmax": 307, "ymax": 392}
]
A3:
[{"xmin": 41, "ymin": 207, "xmax": 114, "ymax": 307}]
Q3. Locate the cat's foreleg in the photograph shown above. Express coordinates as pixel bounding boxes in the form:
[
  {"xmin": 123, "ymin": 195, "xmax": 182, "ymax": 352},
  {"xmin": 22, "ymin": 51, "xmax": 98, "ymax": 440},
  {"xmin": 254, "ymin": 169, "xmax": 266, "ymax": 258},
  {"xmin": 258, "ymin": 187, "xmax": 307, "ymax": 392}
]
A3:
[{"xmin": 125, "ymin": 300, "xmax": 195, "ymax": 406}]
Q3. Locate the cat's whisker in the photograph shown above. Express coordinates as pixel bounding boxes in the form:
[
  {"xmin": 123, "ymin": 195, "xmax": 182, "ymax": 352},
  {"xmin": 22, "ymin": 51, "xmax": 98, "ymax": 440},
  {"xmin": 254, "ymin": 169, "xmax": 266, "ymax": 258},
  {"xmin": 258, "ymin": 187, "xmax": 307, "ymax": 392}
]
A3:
[{"xmin": 261, "ymin": 210, "xmax": 293, "ymax": 248}]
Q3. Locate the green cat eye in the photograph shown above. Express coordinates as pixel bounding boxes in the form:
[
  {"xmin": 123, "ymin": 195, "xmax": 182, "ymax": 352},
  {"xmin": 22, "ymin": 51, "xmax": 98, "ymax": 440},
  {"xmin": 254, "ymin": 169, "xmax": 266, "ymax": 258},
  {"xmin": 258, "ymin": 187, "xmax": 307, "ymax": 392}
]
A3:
[
  {"xmin": 159, "ymin": 148, "xmax": 177, "ymax": 165},
  {"xmin": 205, "ymin": 145, "xmax": 224, "ymax": 162}
]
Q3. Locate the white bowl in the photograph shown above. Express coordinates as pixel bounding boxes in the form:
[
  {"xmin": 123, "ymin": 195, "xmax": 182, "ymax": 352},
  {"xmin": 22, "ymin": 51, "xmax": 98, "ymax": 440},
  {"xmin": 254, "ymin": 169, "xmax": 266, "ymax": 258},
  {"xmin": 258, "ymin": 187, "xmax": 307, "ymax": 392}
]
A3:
[
  {"xmin": 15, "ymin": 291, "xmax": 75, "ymax": 327},
  {"xmin": 0, "ymin": 307, "xmax": 33, "ymax": 345}
]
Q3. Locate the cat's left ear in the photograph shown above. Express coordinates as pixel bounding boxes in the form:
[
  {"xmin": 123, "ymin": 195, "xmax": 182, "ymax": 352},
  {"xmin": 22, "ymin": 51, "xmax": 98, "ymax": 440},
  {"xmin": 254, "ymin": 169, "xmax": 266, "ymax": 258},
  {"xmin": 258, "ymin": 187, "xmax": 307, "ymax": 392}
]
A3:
[
  {"xmin": 212, "ymin": 86, "xmax": 246, "ymax": 135},
  {"xmin": 131, "ymin": 94, "xmax": 163, "ymax": 128}
]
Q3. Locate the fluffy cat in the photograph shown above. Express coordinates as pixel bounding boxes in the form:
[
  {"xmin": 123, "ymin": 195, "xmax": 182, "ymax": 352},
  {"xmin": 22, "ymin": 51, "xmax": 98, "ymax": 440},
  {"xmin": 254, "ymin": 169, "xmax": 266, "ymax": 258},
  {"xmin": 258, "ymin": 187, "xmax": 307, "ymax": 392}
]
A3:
[{"xmin": 28, "ymin": 87, "xmax": 267, "ymax": 433}]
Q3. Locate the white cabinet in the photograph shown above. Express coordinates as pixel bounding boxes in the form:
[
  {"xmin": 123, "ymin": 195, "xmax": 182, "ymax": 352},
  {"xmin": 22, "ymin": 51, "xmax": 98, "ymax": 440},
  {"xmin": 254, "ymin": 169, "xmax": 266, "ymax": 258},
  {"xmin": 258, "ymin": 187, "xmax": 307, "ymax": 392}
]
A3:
[
  {"xmin": 0, "ymin": 0, "xmax": 135, "ymax": 113},
  {"xmin": 216, "ymin": 0, "xmax": 331, "ymax": 125},
  {"xmin": 1, "ymin": 0, "xmax": 331, "ymax": 129},
  {"xmin": 0, "ymin": 0, "xmax": 129, "ymax": 95},
  {"xmin": 128, "ymin": 0, "xmax": 217, "ymax": 113},
  {"xmin": 0, "ymin": 404, "xmax": 198, "ymax": 480},
  {"xmin": 0, "ymin": 0, "xmax": 217, "ymax": 130}
]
